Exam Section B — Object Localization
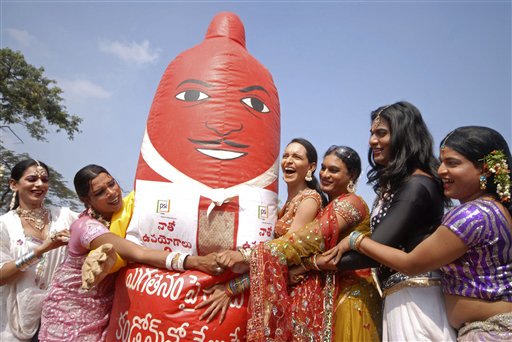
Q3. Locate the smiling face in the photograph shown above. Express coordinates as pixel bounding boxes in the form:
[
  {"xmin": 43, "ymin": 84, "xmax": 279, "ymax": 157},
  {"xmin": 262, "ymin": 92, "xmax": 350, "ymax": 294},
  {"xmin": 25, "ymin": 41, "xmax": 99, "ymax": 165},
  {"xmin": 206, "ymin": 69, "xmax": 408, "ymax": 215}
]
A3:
[
  {"xmin": 438, "ymin": 146, "xmax": 485, "ymax": 203},
  {"xmin": 84, "ymin": 173, "xmax": 123, "ymax": 220},
  {"xmin": 319, "ymin": 153, "xmax": 352, "ymax": 200},
  {"xmin": 281, "ymin": 142, "xmax": 315, "ymax": 187},
  {"xmin": 144, "ymin": 37, "xmax": 280, "ymax": 188},
  {"xmin": 369, "ymin": 118, "xmax": 392, "ymax": 166},
  {"xmin": 10, "ymin": 165, "xmax": 49, "ymax": 209}
]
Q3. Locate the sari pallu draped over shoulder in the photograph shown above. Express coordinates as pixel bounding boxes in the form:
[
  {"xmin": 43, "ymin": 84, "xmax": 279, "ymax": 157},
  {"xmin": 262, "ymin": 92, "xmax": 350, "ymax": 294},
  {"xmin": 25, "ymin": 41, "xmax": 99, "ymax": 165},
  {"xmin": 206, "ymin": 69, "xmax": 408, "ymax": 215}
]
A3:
[{"xmin": 247, "ymin": 193, "xmax": 380, "ymax": 341}]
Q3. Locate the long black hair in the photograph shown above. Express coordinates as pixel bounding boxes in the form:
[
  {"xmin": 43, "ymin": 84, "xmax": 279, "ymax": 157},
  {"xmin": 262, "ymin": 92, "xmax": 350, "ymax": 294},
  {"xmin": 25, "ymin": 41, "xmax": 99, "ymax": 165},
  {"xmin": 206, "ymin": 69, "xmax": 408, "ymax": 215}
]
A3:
[
  {"xmin": 9, "ymin": 159, "xmax": 50, "ymax": 210},
  {"xmin": 367, "ymin": 101, "xmax": 443, "ymax": 198},
  {"xmin": 289, "ymin": 138, "xmax": 328, "ymax": 206},
  {"xmin": 441, "ymin": 126, "xmax": 512, "ymax": 214},
  {"xmin": 74, "ymin": 164, "xmax": 110, "ymax": 202}
]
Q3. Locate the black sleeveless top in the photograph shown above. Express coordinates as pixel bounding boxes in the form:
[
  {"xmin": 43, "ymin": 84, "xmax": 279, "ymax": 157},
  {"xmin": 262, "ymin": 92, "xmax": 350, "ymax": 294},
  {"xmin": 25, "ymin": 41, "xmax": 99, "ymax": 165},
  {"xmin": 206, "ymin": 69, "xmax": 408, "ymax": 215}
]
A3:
[{"xmin": 336, "ymin": 175, "xmax": 444, "ymax": 284}]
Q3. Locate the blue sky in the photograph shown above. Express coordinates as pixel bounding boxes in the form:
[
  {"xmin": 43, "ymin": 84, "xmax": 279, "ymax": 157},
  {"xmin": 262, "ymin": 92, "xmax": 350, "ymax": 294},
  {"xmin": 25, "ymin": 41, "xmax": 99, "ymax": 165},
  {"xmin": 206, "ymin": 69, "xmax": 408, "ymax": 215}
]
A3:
[{"xmin": 2, "ymin": 0, "xmax": 511, "ymax": 206}]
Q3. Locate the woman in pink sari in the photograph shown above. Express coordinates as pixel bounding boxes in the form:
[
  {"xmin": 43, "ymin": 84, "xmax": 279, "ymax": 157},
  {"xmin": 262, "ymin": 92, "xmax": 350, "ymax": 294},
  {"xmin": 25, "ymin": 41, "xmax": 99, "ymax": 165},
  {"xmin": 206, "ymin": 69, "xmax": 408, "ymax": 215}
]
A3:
[{"xmin": 38, "ymin": 165, "xmax": 219, "ymax": 341}]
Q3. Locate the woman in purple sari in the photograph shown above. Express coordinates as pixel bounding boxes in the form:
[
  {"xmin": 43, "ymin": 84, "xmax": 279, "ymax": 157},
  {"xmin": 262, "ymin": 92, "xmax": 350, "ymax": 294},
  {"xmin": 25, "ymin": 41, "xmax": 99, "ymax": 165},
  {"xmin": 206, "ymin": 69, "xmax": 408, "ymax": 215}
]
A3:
[{"xmin": 323, "ymin": 126, "xmax": 512, "ymax": 340}]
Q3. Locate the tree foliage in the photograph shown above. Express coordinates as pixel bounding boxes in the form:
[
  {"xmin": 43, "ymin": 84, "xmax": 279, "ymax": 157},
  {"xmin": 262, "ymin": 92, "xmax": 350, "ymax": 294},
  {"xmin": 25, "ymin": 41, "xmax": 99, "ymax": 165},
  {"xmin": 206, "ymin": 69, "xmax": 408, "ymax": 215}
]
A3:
[
  {"xmin": 0, "ymin": 48, "xmax": 82, "ymax": 141},
  {"xmin": 0, "ymin": 48, "xmax": 83, "ymax": 214}
]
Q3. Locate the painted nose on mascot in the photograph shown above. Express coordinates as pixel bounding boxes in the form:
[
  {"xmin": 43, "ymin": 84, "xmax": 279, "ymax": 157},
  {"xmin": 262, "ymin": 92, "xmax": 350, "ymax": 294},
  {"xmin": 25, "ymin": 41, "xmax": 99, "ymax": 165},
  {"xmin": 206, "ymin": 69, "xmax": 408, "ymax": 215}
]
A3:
[{"xmin": 106, "ymin": 12, "xmax": 280, "ymax": 341}]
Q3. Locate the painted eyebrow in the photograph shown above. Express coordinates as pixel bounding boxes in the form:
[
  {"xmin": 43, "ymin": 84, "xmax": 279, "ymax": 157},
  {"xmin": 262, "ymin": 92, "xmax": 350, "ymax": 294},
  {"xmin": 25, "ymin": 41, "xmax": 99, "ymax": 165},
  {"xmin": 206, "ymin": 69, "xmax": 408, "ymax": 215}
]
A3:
[
  {"xmin": 239, "ymin": 85, "xmax": 269, "ymax": 95},
  {"xmin": 370, "ymin": 128, "xmax": 388, "ymax": 133},
  {"xmin": 177, "ymin": 79, "xmax": 214, "ymax": 88}
]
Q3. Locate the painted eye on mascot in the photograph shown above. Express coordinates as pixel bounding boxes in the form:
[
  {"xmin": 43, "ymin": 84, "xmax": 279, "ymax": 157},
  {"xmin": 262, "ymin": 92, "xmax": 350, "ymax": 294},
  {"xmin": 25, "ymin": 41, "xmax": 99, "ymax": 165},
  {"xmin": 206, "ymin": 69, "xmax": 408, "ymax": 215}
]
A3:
[
  {"xmin": 175, "ymin": 79, "xmax": 211, "ymax": 104},
  {"xmin": 141, "ymin": 11, "xmax": 280, "ymax": 188},
  {"xmin": 241, "ymin": 96, "xmax": 270, "ymax": 114},
  {"xmin": 175, "ymin": 89, "xmax": 210, "ymax": 102}
]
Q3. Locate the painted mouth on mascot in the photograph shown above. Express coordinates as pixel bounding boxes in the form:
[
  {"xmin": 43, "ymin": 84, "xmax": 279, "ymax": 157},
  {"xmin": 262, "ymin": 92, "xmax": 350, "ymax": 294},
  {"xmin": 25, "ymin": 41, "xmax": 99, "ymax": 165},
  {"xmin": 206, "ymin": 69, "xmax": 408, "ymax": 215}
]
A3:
[{"xmin": 189, "ymin": 138, "xmax": 249, "ymax": 160}]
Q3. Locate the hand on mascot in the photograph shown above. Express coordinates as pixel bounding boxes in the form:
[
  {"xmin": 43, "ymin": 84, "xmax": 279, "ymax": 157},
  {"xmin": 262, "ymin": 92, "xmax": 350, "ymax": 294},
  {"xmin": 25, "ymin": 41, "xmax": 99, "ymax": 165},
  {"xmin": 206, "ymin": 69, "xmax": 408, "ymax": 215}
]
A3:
[
  {"xmin": 195, "ymin": 284, "xmax": 230, "ymax": 324},
  {"xmin": 216, "ymin": 250, "xmax": 245, "ymax": 269},
  {"xmin": 185, "ymin": 253, "xmax": 225, "ymax": 276}
]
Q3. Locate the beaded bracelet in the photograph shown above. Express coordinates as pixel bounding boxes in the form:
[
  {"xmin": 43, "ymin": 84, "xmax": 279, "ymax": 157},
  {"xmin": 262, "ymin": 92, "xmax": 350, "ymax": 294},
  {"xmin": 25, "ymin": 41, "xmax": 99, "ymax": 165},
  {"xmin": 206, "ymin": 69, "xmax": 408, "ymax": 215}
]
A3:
[{"xmin": 15, "ymin": 251, "xmax": 41, "ymax": 272}]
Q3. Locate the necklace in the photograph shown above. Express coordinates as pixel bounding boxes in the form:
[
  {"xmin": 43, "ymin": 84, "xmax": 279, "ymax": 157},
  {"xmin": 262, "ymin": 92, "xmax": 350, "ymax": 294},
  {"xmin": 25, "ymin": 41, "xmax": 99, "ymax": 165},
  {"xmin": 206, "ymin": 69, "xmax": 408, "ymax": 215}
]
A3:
[
  {"xmin": 87, "ymin": 207, "xmax": 111, "ymax": 228},
  {"xmin": 16, "ymin": 206, "xmax": 48, "ymax": 231}
]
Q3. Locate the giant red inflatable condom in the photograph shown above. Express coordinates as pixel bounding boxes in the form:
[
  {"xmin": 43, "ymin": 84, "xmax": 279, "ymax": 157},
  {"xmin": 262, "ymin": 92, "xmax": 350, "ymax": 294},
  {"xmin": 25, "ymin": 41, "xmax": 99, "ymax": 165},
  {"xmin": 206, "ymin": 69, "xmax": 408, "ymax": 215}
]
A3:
[{"xmin": 107, "ymin": 12, "xmax": 280, "ymax": 341}]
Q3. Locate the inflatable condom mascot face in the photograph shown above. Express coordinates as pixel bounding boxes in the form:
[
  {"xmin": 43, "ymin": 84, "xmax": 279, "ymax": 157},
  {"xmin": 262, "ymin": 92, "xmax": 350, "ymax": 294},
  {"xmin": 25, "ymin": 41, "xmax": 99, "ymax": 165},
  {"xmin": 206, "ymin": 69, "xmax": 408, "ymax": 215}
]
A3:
[{"xmin": 107, "ymin": 12, "xmax": 279, "ymax": 341}]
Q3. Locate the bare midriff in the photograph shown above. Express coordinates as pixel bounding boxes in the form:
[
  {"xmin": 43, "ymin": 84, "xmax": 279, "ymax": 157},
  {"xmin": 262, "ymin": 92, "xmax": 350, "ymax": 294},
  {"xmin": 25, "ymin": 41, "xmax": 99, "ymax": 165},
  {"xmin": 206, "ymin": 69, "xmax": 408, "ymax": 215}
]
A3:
[{"xmin": 445, "ymin": 294, "xmax": 512, "ymax": 329}]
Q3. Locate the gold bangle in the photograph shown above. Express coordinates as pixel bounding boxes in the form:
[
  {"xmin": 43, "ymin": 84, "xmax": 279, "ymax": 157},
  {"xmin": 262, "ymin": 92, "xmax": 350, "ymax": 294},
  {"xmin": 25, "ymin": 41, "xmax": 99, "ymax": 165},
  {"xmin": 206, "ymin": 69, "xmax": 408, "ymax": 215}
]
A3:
[
  {"xmin": 312, "ymin": 254, "xmax": 321, "ymax": 271},
  {"xmin": 238, "ymin": 247, "xmax": 251, "ymax": 263},
  {"xmin": 354, "ymin": 233, "xmax": 366, "ymax": 251}
]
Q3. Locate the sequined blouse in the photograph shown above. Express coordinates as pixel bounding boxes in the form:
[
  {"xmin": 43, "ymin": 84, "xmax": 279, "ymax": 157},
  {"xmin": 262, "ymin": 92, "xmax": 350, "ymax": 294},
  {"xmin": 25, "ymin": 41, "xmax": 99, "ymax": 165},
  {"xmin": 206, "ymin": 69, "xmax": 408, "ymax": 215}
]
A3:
[
  {"xmin": 275, "ymin": 188, "xmax": 322, "ymax": 237},
  {"xmin": 440, "ymin": 199, "xmax": 512, "ymax": 302}
]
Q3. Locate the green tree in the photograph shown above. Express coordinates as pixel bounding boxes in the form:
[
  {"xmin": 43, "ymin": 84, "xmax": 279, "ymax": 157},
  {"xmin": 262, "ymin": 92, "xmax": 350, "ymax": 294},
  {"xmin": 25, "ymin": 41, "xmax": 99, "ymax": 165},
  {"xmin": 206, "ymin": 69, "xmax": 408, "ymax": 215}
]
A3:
[
  {"xmin": 1, "ymin": 48, "xmax": 83, "ymax": 213},
  {"xmin": 1, "ymin": 48, "xmax": 82, "ymax": 140}
]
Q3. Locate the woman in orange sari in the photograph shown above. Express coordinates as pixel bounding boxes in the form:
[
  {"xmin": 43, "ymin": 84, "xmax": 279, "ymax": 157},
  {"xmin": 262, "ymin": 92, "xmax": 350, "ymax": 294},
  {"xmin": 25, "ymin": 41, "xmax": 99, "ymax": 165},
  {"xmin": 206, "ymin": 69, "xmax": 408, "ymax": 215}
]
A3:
[
  {"xmin": 196, "ymin": 138, "xmax": 325, "ymax": 323},
  {"xmin": 247, "ymin": 145, "xmax": 381, "ymax": 341}
]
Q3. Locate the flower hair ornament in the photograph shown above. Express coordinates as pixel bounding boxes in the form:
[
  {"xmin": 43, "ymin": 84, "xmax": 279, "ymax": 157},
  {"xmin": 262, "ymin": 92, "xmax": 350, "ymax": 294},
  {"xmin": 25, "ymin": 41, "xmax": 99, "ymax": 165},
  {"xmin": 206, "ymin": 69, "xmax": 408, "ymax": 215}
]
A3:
[{"xmin": 480, "ymin": 150, "xmax": 511, "ymax": 202}]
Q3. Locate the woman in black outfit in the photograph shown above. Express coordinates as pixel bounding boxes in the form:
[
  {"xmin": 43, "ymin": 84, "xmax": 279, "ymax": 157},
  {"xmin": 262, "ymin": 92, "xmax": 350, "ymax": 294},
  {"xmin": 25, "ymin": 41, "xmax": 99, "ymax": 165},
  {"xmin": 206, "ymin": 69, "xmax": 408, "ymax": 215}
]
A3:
[{"xmin": 318, "ymin": 101, "xmax": 457, "ymax": 340}]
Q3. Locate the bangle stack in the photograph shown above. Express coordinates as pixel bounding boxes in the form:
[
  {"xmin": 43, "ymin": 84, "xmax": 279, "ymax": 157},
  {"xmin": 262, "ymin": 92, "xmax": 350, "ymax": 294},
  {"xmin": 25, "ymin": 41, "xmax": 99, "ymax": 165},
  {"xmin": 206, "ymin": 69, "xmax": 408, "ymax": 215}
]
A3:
[
  {"xmin": 312, "ymin": 255, "xmax": 321, "ymax": 271},
  {"xmin": 165, "ymin": 252, "xmax": 189, "ymax": 272},
  {"xmin": 224, "ymin": 273, "xmax": 250, "ymax": 297},
  {"xmin": 15, "ymin": 251, "xmax": 41, "ymax": 272},
  {"xmin": 238, "ymin": 247, "xmax": 252, "ymax": 264},
  {"xmin": 348, "ymin": 231, "xmax": 366, "ymax": 252},
  {"xmin": 301, "ymin": 254, "xmax": 321, "ymax": 271}
]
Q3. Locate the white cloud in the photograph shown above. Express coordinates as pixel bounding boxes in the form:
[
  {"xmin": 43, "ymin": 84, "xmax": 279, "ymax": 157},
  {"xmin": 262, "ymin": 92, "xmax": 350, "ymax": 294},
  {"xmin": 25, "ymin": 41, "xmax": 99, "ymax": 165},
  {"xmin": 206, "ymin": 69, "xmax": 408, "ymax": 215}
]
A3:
[
  {"xmin": 6, "ymin": 28, "xmax": 35, "ymax": 46},
  {"xmin": 59, "ymin": 79, "xmax": 112, "ymax": 101},
  {"xmin": 99, "ymin": 40, "xmax": 159, "ymax": 65}
]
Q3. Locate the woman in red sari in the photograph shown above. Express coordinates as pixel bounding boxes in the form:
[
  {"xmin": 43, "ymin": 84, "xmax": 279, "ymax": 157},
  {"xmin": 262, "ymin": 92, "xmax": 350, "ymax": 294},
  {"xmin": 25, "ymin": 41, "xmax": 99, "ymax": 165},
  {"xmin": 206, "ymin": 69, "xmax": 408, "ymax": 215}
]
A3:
[{"xmin": 247, "ymin": 145, "xmax": 381, "ymax": 341}]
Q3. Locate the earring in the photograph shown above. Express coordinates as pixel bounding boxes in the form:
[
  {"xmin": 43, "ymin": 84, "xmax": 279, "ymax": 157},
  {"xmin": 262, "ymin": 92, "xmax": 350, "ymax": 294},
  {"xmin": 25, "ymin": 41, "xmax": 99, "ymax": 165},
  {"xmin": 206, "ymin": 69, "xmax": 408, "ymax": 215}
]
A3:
[
  {"xmin": 305, "ymin": 170, "xmax": 313, "ymax": 182},
  {"xmin": 479, "ymin": 175, "xmax": 487, "ymax": 190},
  {"xmin": 9, "ymin": 190, "xmax": 17, "ymax": 210},
  {"xmin": 347, "ymin": 180, "xmax": 356, "ymax": 193}
]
